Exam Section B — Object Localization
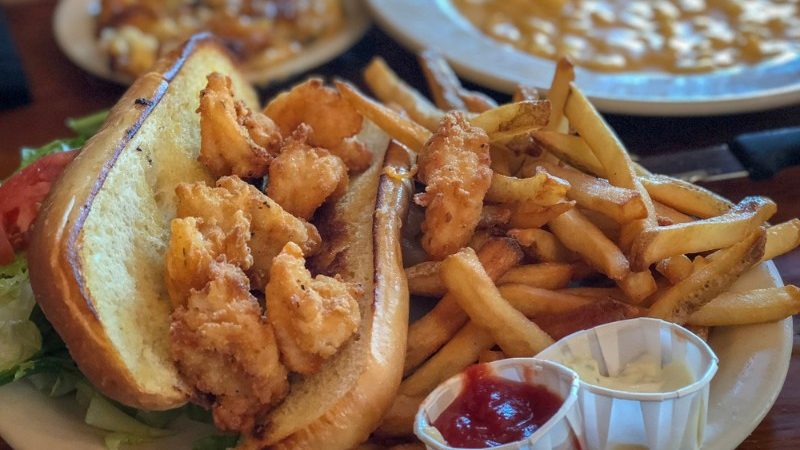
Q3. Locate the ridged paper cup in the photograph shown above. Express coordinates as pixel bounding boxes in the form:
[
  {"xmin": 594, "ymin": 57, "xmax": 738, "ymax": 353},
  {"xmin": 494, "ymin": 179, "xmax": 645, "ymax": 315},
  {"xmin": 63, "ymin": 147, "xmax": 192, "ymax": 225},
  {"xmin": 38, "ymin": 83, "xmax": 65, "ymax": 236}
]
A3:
[
  {"xmin": 414, "ymin": 358, "xmax": 584, "ymax": 450},
  {"xmin": 536, "ymin": 317, "xmax": 719, "ymax": 450}
]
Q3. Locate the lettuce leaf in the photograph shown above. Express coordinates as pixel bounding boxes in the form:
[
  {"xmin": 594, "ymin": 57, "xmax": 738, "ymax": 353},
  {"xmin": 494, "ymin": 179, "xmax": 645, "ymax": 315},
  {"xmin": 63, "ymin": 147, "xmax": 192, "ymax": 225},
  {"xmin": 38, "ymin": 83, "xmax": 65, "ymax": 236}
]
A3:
[
  {"xmin": 18, "ymin": 109, "xmax": 107, "ymax": 169},
  {"xmin": 0, "ymin": 254, "xmax": 41, "ymax": 371}
]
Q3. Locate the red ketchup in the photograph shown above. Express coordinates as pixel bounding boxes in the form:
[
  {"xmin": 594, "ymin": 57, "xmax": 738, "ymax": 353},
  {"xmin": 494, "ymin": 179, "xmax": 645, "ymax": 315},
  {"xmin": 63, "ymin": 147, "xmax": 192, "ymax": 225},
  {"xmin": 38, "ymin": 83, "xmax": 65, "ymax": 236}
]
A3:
[{"xmin": 432, "ymin": 364, "xmax": 563, "ymax": 448}]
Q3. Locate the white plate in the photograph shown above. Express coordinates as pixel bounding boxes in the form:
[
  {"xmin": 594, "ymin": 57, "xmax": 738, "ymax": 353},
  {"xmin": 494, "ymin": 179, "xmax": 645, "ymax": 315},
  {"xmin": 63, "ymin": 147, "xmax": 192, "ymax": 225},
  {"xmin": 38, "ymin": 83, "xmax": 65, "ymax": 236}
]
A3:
[
  {"xmin": 367, "ymin": 0, "xmax": 800, "ymax": 116},
  {"xmin": 53, "ymin": 0, "xmax": 370, "ymax": 87},
  {"xmin": 0, "ymin": 262, "xmax": 791, "ymax": 449}
]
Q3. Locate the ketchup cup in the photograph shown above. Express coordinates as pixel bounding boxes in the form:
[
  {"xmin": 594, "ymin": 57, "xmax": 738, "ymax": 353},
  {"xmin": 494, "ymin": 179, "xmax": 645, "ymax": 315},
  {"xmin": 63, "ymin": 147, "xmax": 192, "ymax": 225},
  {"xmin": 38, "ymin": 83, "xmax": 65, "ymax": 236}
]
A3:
[{"xmin": 414, "ymin": 358, "xmax": 584, "ymax": 450}]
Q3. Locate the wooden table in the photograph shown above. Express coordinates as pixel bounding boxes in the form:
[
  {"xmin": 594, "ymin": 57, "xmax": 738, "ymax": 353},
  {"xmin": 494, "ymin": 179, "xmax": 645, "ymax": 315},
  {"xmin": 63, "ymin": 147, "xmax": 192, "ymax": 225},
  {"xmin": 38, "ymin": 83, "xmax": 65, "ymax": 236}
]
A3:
[{"xmin": 1, "ymin": 0, "xmax": 799, "ymax": 448}]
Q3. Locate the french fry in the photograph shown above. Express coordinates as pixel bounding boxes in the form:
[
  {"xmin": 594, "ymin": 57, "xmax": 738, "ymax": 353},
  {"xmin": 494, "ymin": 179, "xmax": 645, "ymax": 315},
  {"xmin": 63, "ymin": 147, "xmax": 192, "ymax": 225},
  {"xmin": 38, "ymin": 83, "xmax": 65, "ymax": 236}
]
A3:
[
  {"xmin": 478, "ymin": 349, "xmax": 507, "ymax": 363},
  {"xmin": 507, "ymin": 228, "xmax": 577, "ymax": 262},
  {"xmin": 693, "ymin": 255, "xmax": 710, "ymax": 271},
  {"xmin": 486, "ymin": 170, "xmax": 570, "ymax": 206},
  {"xmin": 762, "ymin": 219, "xmax": 800, "ymax": 261},
  {"xmin": 558, "ymin": 286, "xmax": 626, "ymax": 300},
  {"xmin": 478, "ymin": 204, "xmax": 512, "ymax": 228},
  {"xmin": 654, "ymin": 201, "xmax": 694, "ymax": 225},
  {"xmin": 630, "ymin": 196, "xmax": 777, "ymax": 270},
  {"xmin": 364, "ymin": 57, "xmax": 445, "ymax": 131},
  {"xmin": 417, "ymin": 49, "xmax": 467, "ymax": 111},
  {"xmin": 538, "ymin": 160, "xmax": 647, "ymax": 223},
  {"xmin": 461, "ymin": 91, "xmax": 499, "ymax": 113},
  {"xmin": 545, "ymin": 58, "xmax": 575, "ymax": 132},
  {"xmin": 687, "ymin": 286, "xmax": 800, "ymax": 326},
  {"xmin": 548, "ymin": 209, "xmax": 630, "ymax": 280},
  {"xmin": 441, "ymin": 248, "xmax": 555, "ymax": 357},
  {"xmin": 507, "ymin": 200, "xmax": 575, "ymax": 229},
  {"xmin": 531, "ymin": 131, "xmax": 605, "ymax": 176},
  {"xmin": 468, "ymin": 229, "xmax": 493, "ymax": 251},
  {"xmin": 513, "ymin": 84, "xmax": 540, "ymax": 102},
  {"xmin": 616, "ymin": 270, "xmax": 658, "ymax": 304},
  {"xmin": 579, "ymin": 208, "xmax": 621, "ymax": 241},
  {"xmin": 471, "ymin": 100, "xmax": 551, "ymax": 137},
  {"xmin": 497, "ymin": 263, "xmax": 574, "ymax": 289},
  {"xmin": 403, "ymin": 238, "xmax": 523, "ymax": 375},
  {"xmin": 498, "ymin": 284, "xmax": 592, "ymax": 315},
  {"xmin": 656, "ymin": 255, "xmax": 694, "ymax": 284},
  {"xmin": 335, "ymin": 81, "xmax": 431, "ymax": 152},
  {"xmin": 405, "ymin": 261, "xmax": 444, "ymax": 297},
  {"xmin": 375, "ymin": 393, "xmax": 422, "ymax": 438},
  {"xmin": 685, "ymin": 325, "xmax": 710, "ymax": 342},
  {"xmin": 639, "ymin": 174, "xmax": 733, "ymax": 218},
  {"xmin": 563, "ymin": 83, "xmax": 656, "ymax": 227},
  {"xmin": 490, "ymin": 145, "xmax": 515, "ymax": 175},
  {"xmin": 648, "ymin": 227, "xmax": 766, "ymax": 322}
]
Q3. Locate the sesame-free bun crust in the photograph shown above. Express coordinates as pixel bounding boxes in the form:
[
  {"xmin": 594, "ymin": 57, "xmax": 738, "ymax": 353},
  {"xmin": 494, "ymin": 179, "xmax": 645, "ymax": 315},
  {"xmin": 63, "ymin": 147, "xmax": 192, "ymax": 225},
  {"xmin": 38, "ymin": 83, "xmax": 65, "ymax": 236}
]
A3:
[{"xmin": 27, "ymin": 34, "xmax": 258, "ymax": 411}]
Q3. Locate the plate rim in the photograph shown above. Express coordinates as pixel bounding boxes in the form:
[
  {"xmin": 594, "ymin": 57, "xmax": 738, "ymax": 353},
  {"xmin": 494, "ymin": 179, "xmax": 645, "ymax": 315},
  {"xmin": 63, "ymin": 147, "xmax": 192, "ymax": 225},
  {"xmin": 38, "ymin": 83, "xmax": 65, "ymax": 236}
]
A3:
[
  {"xmin": 52, "ymin": 0, "xmax": 370, "ymax": 87},
  {"xmin": 366, "ymin": 0, "xmax": 800, "ymax": 116}
]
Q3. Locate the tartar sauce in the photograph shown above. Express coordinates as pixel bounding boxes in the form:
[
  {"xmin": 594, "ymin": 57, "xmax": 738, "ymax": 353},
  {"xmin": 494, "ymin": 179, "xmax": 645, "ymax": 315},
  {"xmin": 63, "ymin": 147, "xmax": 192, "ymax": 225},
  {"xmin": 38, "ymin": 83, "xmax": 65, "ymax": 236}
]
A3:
[{"xmin": 564, "ymin": 353, "xmax": 694, "ymax": 392}]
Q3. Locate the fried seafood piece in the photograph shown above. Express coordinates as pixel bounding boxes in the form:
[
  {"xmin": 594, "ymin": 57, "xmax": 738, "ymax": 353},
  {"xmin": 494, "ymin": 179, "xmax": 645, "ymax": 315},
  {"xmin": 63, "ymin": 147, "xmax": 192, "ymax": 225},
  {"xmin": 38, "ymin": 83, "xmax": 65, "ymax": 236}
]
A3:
[
  {"xmin": 171, "ymin": 262, "xmax": 289, "ymax": 433},
  {"xmin": 165, "ymin": 213, "xmax": 252, "ymax": 306},
  {"xmin": 415, "ymin": 112, "xmax": 492, "ymax": 260},
  {"xmin": 267, "ymin": 124, "xmax": 349, "ymax": 220},
  {"xmin": 198, "ymin": 72, "xmax": 282, "ymax": 178},
  {"xmin": 265, "ymin": 242, "xmax": 362, "ymax": 374},
  {"xmin": 175, "ymin": 176, "xmax": 321, "ymax": 288},
  {"xmin": 264, "ymin": 78, "xmax": 372, "ymax": 171}
]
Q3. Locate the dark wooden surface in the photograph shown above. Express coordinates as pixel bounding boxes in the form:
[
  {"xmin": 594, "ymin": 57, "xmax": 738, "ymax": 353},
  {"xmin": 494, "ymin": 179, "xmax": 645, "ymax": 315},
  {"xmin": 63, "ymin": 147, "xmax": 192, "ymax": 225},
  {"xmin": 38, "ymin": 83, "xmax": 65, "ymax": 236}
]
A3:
[{"xmin": 1, "ymin": 0, "xmax": 799, "ymax": 448}]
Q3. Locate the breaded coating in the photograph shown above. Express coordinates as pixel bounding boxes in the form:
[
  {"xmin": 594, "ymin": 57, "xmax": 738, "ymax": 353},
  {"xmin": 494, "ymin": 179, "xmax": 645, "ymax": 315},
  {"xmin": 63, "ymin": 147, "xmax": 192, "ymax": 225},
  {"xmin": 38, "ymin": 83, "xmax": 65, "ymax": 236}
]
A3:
[
  {"xmin": 415, "ymin": 112, "xmax": 492, "ymax": 260},
  {"xmin": 165, "ymin": 214, "xmax": 252, "ymax": 306},
  {"xmin": 264, "ymin": 78, "xmax": 372, "ymax": 172},
  {"xmin": 265, "ymin": 242, "xmax": 362, "ymax": 374},
  {"xmin": 171, "ymin": 262, "xmax": 289, "ymax": 433},
  {"xmin": 198, "ymin": 72, "xmax": 282, "ymax": 178},
  {"xmin": 176, "ymin": 176, "xmax": 321, "ymax": 289},
  {"xmin": 267, "ymin": 124, "xmax": 349, "ymax": 220}
]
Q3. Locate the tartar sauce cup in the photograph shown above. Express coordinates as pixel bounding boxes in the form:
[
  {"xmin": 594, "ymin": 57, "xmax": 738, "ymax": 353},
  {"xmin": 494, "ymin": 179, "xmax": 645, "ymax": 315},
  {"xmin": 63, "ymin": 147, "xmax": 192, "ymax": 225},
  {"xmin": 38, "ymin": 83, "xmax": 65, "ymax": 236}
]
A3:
[
  {"xmin": 536, "ymin": 317, "xmax": 719, "ymax": 450},
  {"xmin": 414, "ymin": 358, "xmax": 584, "ymax": 450}
]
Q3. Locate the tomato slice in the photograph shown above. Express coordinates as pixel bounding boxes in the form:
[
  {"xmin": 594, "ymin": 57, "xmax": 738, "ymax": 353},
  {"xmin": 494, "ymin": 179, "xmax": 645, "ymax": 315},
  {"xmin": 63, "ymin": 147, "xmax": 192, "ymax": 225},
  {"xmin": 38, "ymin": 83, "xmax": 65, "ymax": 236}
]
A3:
[{"xmin": 0, "ymin": 150, "xmax": 79, "ymax": 265}]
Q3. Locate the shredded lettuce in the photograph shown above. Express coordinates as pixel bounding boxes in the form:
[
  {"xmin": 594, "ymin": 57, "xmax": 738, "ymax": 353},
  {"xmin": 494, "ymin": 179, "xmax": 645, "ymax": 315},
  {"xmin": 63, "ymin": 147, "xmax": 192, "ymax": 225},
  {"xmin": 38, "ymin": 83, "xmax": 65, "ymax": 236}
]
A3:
[
  {"xmin": 0, "ymin": 255, "xmax": 41, "ymax": 371},
  {"xmin": 192, "ymin": 433, "xmax": 240, "ymax": 450},
  {"xmin": 66, "ymin": 110, "xmax": 109, "ymax": 138}
]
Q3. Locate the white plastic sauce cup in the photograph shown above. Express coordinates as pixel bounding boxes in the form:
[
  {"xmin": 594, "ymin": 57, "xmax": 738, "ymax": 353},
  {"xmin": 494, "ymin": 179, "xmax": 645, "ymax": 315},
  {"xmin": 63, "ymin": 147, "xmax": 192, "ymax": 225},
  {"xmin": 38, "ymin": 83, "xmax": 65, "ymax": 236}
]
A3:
[
  {"xmin": 537, "ymin": 317, "xmax": 719, "ymax": 450},
  {"xmin": 414, "ymin": 358, "xmax": 584, "ymax": 450}
]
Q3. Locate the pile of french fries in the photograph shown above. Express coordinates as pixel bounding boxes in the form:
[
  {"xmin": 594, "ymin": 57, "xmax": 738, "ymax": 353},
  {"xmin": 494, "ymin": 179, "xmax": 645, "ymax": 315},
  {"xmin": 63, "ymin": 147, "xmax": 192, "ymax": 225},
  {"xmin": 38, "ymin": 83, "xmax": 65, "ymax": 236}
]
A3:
[{"xmin": 341, "ymin": 53, "xmax": 800, "ymax": 446}]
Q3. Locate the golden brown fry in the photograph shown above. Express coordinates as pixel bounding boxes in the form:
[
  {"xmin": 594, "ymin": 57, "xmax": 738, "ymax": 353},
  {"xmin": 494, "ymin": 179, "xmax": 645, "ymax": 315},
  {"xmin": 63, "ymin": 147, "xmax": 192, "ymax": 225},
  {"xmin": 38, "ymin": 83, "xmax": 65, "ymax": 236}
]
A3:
[
  {"xmin": 405, "ymin": 261, "xmax": 444, "ymax": 298},
  {"xmin": 478, "ymin": 204, "xmax": 512, "ymax": 228},
  {"xmin": 548, "ymin": 209, "xmax": 630, "ymax": 280},
  {"xmin": 546, "ymin": 58, "xmax": 575, "ymax": 132},
  {"xmin": 507, "ymin": 228, "xmax": 577, "ymax": 263},
  {"xmin": 531, "ymin": 131, "xmax": 605, "ymax": 176},
  {"xmin": 687, "ymin": 286, "xmax": 800, "ymax": 326},
  {"xmin": 656, "ymin": 255, "xmax": 694, "ymax": 284},
  {"xmin": 538, "ymin": 159, "xmax": 647, "ymax": 223},
  {"xmin": 486, "ymin": 170, "xmax": 570, "ymax": 207},
  {"xmin": 441, "ymin": 247, "xmax": 555, "ymax": 357},
  {"xmin": 375, "ymin": 394, "xmax": 422, "ymax": 438},
  {"xmin": 630, "ymin": 196, "xmax": 776, "ymax": 270},
  {"xmin": 497, "ymin": 263, "xmax": 574, "ymax": 289},
  {"xmin": 654, "ymin": 201, "xmax": 694, "ymax": 225},
  {"xmin": 649, "ymin": 227, "xmax": 766, "ymax": 322},
  {"xmin": 490, "ymin": 145, "xmax": 525, "ymax": 176},
  {"xmin": 461, "ymin": 91, "xmax": 499, "ymax": 113},
  {"xmin": 513, "ymin": 84, "xmax": 540, "ymax": 102},
  {"xmin": 498, "ymin": 284, "xmax": 592, "ymax": 315},
  {"xmin": 639, "ymin": 174, "xmax": 733, "ymax": 218},
  {"xmin": 417, "ymin": 49, "xmax": 467, "ymax": 111},
  {"xmin": 507, "ymin": 200, "xmax": 575, "ymax": 229},
  {"xmin": 563, "ymin": 83, "xmax": 656, "ymax": 226},
  {"xmin": 335, "ymin": 80, "xmax": 431, "ymax": 153},
  {"xmin": 558, "ymin": 286, "xmax": 626, "ymax": 300},
  {"xmin": 478, "ymin": 349, "xmax": 507, "ymax": 363},
  {"xmin": 763, "ymin": 219, "xmax": 800, "ymax": 261},
  {"xmin": 579, "ymin": 208, "xmax": 621, "ymax": 241},
  {"xmin": 364, "ymin": 57, "xmax": 445, "ymax": 131},
  {"xmin": 403, "ymin": 238, "xmax": 523, "ymax": 375},
  {"xmin": 617, "ymin": 270, "xmax": 658, "ymax": 304},
  {"xmin": 471, "ymin": 100, "xmax": 551, "ymax": 137}
]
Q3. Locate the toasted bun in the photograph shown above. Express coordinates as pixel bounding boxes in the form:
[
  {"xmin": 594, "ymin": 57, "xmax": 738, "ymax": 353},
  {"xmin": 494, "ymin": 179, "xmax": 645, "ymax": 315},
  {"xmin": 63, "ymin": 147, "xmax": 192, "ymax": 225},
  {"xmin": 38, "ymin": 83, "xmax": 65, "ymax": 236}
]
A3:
[
  {"xmin": 239, "ymin": 138, "xmax": 414, "ymax": 450},
  {"xmin": 27, "ymin": 34, "xmax": 258, "ymax": 410}
]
